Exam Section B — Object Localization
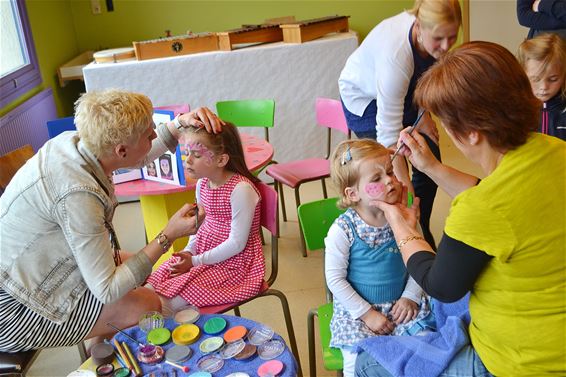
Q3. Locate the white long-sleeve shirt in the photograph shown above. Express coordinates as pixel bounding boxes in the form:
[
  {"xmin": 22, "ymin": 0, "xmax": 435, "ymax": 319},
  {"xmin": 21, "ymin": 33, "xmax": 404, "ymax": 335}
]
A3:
[
  {"xmin": 185, "ymin": 179, "xmax": 260, "ymax": 266},
  {"xmin": 339, "ymin": 12, "xmax": 416, "ymax": 147},
  {"xmin": 325, "ymin": 217, "xmax": 424, "ymax": 320}
]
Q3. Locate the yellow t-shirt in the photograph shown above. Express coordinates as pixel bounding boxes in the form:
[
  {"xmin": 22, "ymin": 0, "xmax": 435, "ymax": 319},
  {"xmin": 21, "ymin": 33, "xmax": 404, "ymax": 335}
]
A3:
[{"xmin": 445, "ymin": 133, "xmax": 566, "ymax": 376}]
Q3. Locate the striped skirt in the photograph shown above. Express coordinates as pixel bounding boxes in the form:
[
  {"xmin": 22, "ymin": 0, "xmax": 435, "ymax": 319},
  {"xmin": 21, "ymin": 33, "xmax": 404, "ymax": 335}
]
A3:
[{"xmin": 0, "ymin": 288, "xmax": 102, "ymax": 352}]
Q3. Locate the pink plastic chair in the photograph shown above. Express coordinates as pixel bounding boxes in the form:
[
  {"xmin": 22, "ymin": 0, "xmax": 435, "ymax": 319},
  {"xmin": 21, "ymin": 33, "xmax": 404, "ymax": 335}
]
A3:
[
  {"xmin": 266, "ymin": 98, "xmax": 349, "ymax": 257},
  {"xmin": 197, "ymin": 182, "xmax": 303, "ymax": 376},
  {"xmin": 154, "ymin": 104, "xmax": 190, "ymax": 116}
]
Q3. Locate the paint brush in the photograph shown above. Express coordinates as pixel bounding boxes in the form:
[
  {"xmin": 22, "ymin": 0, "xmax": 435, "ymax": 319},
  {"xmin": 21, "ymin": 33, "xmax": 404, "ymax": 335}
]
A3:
[
  {"xmin": 194, "ymin": 201, "xmax": 198, "ymax": 229},
  {"xmin": 390, "ymin": 110, "xmax": 426, "ymax": 163},
  {"xmin": 106, "ymin": 323, "xmax": 145, "ymax": 348},
  {"xmin": 103, "ymin": 338, "xmax": 128, "ymax": 369},
  {"xmin": 113, "ymin": 338, "xmax": 134, "ymax": 372},
  {"xmin": 165, "ymin": 360, "xmax": 189, "ymax": 373},
  {"xmin": 122, "ymin": 341, "xmax": 142, "ymax": 377}
]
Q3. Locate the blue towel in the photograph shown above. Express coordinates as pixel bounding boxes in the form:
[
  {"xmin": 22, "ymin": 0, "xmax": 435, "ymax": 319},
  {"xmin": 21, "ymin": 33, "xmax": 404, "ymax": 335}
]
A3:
[{"xmin": 356, "ymin": 293, "xmax": 470, "ymax": 377}]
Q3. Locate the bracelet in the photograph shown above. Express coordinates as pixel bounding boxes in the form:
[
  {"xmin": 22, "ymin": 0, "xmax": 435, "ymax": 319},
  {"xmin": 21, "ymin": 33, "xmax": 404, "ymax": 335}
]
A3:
[
  {"xmin": 397, "ymin": 235, "xmax": 425, "ymax": 249},
  {"xmin": 155, "ymin": 231, "xmax": 171, "ymax": 252}
]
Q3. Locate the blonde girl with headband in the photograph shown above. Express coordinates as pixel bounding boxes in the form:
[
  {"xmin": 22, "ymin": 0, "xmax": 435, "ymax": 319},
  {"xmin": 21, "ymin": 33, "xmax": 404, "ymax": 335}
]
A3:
[
  {"xmin": 518, "ymin": 33, "xmax": 566, "ymax": 141},
  {"xmin": 339, "ymin": 0, "xmax": 462, "ymax": 252},
  {"xmin": 146, "ymin": 122, "xmax": 264, "ymax": 315},
  {"xmin": 325, "ymin": 139, "xmax": 434, "ymax": 377}
]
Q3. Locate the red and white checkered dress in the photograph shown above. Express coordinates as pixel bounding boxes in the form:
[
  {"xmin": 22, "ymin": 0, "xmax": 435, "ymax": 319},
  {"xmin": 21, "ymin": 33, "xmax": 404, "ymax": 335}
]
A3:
[{"xmin": 147, "ymin": 174, "xmax": 265, "ymax": 307}]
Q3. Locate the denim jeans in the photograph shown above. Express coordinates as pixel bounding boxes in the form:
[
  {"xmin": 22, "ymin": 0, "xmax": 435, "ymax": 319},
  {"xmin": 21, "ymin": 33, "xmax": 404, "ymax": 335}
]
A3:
[
  {"xmin": 341, "ymin": 99, "xmax": 439, "ymax": 248},
  {"xmin": 355, "ymin": 345, "xmax": 494, "ymax": 377}
]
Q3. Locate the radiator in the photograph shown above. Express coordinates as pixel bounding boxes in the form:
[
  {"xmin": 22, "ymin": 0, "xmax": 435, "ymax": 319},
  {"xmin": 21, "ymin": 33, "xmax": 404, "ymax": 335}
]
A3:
[{"xmin": 0, "ymin": 88, "xmax": 56, "ymax": 156}]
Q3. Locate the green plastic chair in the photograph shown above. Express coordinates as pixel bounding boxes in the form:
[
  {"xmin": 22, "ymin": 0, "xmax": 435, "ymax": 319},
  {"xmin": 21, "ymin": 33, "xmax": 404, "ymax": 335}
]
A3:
[
  {"xmin": 297, "ymin": 197, "xmax": 345, "ymax": 377},
  {"xmin": 216, "ymin": 99, "xmax": 276, "ymax": 176}
]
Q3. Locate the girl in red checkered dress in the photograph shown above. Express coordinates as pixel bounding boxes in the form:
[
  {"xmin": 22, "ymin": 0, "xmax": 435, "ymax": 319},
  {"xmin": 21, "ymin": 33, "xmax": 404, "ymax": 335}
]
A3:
[{"xmin": 146, "ymin": 122, "xmax": 264, "ymax": 314}]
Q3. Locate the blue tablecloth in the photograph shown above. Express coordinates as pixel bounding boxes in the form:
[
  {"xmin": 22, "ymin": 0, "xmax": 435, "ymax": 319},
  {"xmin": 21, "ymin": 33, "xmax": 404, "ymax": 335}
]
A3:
[{"xmin": 112, "ymin": 314, "xmax": 297, "ymax": 376}]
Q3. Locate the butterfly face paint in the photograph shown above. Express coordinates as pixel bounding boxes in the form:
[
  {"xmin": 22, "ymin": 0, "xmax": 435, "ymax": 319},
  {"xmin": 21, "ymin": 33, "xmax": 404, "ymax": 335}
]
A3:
[
  {"xmin": 184, "ymin": 141, "xmax": 215, "ymax": 164},
  {"xmin": 364, "ymin": 182, "xmax": 386, "ymax": 199}
]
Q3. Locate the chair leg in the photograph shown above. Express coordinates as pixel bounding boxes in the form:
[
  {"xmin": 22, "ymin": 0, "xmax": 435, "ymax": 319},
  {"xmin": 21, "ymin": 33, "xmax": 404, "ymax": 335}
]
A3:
[
  {"xmin": 268, "ymin": 289, "xmax": 303, "ymax": 377},
  {"xmin": 233, "ymin": 306, "xmax": 241, "ymax": 317},
  {"xmin": 77, "ymin": 341, "xmax": 88, "ymax": 363},
  {"xmin": 307, "ymin": 308, "xmax": 318, "ymax": 377},
  {"xmin": 276, "ymin": 181, "xmax": 287, "ymax": 222},
  {"xmin": 295, "ymin": 188, "xmax": 307, "ymax": 257},
  {"xmin": 321, "ymin": 178, "xmax": 328, "ymax": 199}
]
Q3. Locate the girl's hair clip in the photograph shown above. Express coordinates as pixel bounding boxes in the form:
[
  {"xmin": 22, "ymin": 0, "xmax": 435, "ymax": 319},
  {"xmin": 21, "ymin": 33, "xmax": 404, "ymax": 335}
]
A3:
[{"xmin": 340, "ymin": 145, "xmax": 352, "ymax": 166}]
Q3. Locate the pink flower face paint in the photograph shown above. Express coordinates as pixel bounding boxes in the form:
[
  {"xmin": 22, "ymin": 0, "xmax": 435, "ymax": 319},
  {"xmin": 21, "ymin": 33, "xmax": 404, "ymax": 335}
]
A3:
[
  {"xmin": 183, "ymin": 141, "xmax": 215, "ymax": 164},
  {"xmin": 364, "ymin": 182, "xmax": 386, "ymax": 199}
]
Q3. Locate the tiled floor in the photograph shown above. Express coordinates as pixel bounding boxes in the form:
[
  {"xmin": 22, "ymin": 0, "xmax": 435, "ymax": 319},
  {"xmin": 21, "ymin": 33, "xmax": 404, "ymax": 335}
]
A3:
[{"xmin": 28, "ymin": 128, "xmax": 483, "ymax": 376}]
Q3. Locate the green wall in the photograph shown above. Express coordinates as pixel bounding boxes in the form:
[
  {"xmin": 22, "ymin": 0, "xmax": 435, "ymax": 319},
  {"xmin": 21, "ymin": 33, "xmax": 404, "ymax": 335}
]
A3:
[{"xmin": 3, "ymin": 0, "xmax": 464, "ymax": 119}]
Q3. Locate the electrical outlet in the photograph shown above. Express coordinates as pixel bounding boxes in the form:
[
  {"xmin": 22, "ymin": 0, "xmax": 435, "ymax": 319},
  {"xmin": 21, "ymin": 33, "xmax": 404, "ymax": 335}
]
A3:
[{"xmin": 91, "ymin": 0, "xmax": 102, "ymax": 15}]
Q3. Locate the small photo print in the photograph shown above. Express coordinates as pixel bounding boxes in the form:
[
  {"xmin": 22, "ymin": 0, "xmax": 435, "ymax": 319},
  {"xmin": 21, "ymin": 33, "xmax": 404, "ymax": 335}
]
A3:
[{"xmin": 142, "ymin": 151, "xmax": 181, "ymax": 186}]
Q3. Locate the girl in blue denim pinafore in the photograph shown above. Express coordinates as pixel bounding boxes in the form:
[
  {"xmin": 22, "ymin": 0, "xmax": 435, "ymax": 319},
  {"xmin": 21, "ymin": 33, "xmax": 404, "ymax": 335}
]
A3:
[{"xmin": 325, "ymin": 139, "xmax": 435, "ymax": 377}]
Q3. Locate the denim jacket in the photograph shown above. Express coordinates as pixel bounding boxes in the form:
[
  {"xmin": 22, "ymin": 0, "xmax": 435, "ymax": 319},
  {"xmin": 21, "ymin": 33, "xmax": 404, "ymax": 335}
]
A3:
[{"xmin": 0, "ymin": 126, "xmax": 176, "ymax": 324}]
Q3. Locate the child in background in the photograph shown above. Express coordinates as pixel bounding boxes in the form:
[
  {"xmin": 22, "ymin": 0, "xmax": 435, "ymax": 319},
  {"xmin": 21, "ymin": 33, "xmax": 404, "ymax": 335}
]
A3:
[
  {"xmin": 326, "ymin": 139, "xmax": 434, "ymax": 377},
  {"xmin": 146, "ymin": 161, "xmax": 157, "ymax": 177},
  {"xmin": 146, "ymin": 122, "xmax": 264, "ymax": 315},
  {"xmin": 159, "ymin": 154, "xmax": 174, "ymax": 180},
  {"xmin": 518, "ymin": 33, "xmax": 566, "ymax": 141}
]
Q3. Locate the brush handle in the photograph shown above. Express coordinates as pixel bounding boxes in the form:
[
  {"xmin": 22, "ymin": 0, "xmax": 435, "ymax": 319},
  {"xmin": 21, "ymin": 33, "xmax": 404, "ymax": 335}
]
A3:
[
  {"xmin": 391, "ymin": 110, "xmax": 426, "ymax": 162},
  {"xmin": 165, "ymin": 360, "xmax": 189, "ymax": 373},
  {"xmin": 107, "ymin": 322, "xmax": 144, "ymax": 347}
]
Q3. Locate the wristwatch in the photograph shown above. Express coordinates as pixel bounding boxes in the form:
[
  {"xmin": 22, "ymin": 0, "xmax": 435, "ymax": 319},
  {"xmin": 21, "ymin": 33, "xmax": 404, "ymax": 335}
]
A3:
[
  {"xmin": 173, "ymin": 114, "xmax": 187, "ymax": 130},
  {"xmin": 155, "ymin": 231, "xmax": 171, "ymax": 252}
]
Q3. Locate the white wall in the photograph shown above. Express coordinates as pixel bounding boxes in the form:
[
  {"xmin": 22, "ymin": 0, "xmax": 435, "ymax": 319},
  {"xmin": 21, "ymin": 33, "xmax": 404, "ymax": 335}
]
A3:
[{"xmin": 469, "ymin": 0, "xmax": 528, "ymax": 53}]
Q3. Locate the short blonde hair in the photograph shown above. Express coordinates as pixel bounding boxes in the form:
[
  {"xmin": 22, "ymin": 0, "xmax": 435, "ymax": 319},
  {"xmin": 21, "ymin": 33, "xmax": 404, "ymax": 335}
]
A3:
[
  {"xmin": 74, "ymin": 89, "xmax": 153, "ymax": 157},
  {"xmin": 331, "ymin": 139, "xmax": 390, "ymax": 209},
  {"xmin": 517, "ymin": 33, "xmax": 566, "ymax": 100},
  {"xmin": 408, "ymin": 0, "xmax": 462, "ymax": 31}
]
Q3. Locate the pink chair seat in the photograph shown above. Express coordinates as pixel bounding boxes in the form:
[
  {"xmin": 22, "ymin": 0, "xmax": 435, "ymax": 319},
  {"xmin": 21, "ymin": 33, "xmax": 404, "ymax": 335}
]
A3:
[
  {"xmin": 266, "ymin": 158, "xmax": 330, "ymax": 188},
  {"xmin": 199, "ymin": 281, "xmax": 270, "ymax": 315}
]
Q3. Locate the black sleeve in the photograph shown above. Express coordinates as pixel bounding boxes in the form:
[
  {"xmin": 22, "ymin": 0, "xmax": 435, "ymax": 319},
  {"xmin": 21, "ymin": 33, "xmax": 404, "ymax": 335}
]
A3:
[
  {"xmin": 406, "ymin": 233, "xmax": 493, "ymax": 303},
  {"xmin": 517, "ymin": 0, "xmax": 565, "ymax": 28}
]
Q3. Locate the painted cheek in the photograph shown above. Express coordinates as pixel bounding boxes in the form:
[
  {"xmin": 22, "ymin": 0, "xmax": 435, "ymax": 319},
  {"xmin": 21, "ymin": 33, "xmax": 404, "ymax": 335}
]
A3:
[{"xmin": 365, "ymin": 182, "xmax": 385, "ymax": 198}]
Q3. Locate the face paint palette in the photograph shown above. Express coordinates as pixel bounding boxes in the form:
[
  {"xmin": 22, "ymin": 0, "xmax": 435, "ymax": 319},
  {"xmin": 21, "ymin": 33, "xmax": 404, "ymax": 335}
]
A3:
[
  {"xmin": 219, "ymin": 338, "xmax": 246, "ymax": 359},
  {"xmin": 196, "ymin": 354, "xmax": 224, "ymax": 373},
  {"xmin": 199, "ymin": 336, "xmax": 224, "ymax": 354},
  {"xmin": 172, "ymin": 324, "xmax": 201, "ymax": 345},
  {"xmin": 174, "ymin": 305, "xmax": 201, "ymax": 324},
  {"xmin": 203, "ymin": 317, "xmax": 227, "ymax": 335},
  {"xmin": 137, "ymin": 345, "xmax": 164, "ymax": 364},
  {"xmin": 147, "ymin": 327, "xmax": 171, "ymax": 345},
  {"xmin": 257, "ymin": 360, "xmax": 284, "ymax": 377},
  {"xmin": 247, "ymin": 325, "xmax": 274, "ymax": 345},
  {"xmin": 234, "ymin": 343, "xmax": 257, "ymax": 361},
  {"xmin": 165, "ymin": 345, "xmax": 192, "ymax": 363},
  {"xmin": 257, "ymin": 339, "xmax": 285, "ymax": 360},
  {"xmin": 223, "ymin": 325, "xmax": 247, "ymax": 343},
  {"xmin": 139, "ymin": 311, "xmax": 164, "ymax": 333}
]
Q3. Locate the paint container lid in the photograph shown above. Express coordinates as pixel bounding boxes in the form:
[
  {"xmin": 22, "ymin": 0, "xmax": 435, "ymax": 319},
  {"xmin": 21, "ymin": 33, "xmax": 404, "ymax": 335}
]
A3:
[
  {"xmin": 219, "ymin": 338, "xmax": 245, "ymax": 359},
  {"xmin": 187, "ymin": 373, "xmax": 212, "ymax": 377},
  {"xmin": 247, "ymin": 325, "xmax": 274, "ymax": 345},
  {"xmin": 136, "ymin": 345, "xmax": 164, "ymax": 365},
  {"xmin": 139, "ymin": 311, "xmax": 164, "ymax": 333},
  {"xmin": 165, "ymin": 345, "xmax": 192, "ymax": 363},
  {"xmin": 91, "ymin": 343, "xmax": 115, "ymax": 366},
  {"xmin": 257, "ymin": 339, "xmax": 285, "ymax": 360},
  {"xmin": 199, "ymin": 336, "xmax": 224, "ymax": 354},
  {"xmin": 234, "ymin": 343, "xmax": 257, "ymax": 361},
  {"xmin": 147, "ymin": 327, "xmax": 171, "ymax": 345},
  {"xmin": 203, "ymin": 317, "xmax": 227, "ymax": 335},
  {"xmin": 113, "ymin": 367, "xmax": 130, "ymax": 377},
  {"xmin": 173, "ymin": 305, "xmax": 201, "ymax": 324},
  {"xmin": 67, "ymin": 370, "xmax": 96, "ymax": 377},
  {"xmin": 95, "ymin": 363, "xmax": 114, "ymax": 377},
  {"xmin": 172, "ymin": 324, "xmax": 201, "ymax": 345},
  {"xmin": 223, "ymin": 325, "xmax": 247, "ymax": 343},
  {"xmin": 225, "ymin": 373, "xmax": 251, "ymax": 377},
  {"xmin": 196, "ymin": 354, "xmax": 224, "ymax": 373},
  {"xmin": 257, "ymin": 359, "xmax": 284, "ymax": 377}
]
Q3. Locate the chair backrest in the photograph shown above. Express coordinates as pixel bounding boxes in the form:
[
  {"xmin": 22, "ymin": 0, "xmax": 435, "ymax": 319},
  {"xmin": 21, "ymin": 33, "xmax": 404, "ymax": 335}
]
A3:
[
  {"xmin": 216, "ymin": 100, "xmax": 275, "ymax": 142},
  {"xmin": 46, "ymin": 117, "xmax": 75, "ymax": 139},
  {"xmin": 0, "ymin": 144, "xmax": 34, "ymax": 191},
  {"xmin": 154, "ymin": 104, "xmax": 190, "ymax": 116},
  {"xmin": 298, "ymin": 197, "xmax": 344, "ymax": 252},
  {"xmin": 256, "ymin": 181, "xmax": 279, "ymax": 286},
  {"xmin": 316, "ymin": 98, "xmax": 349, "ymax": 135}
]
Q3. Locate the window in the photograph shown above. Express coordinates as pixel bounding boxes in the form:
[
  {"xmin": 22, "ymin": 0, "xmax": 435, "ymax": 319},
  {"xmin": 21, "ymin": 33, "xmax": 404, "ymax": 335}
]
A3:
[{"xmin": 1, "ymin": 0, "xmax": 41, "ymax": 107}]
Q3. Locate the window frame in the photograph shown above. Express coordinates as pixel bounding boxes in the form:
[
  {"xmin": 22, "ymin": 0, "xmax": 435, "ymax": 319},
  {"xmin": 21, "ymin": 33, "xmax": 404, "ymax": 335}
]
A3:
[{"xmin": 1, "ymin": 0, "xmax": 41, "ymax": 107}]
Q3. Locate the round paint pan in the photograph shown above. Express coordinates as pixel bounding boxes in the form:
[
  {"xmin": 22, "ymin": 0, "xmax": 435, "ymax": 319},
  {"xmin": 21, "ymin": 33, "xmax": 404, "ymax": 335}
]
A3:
[
  {"xmin": 203, "ymin": 317, "xmax": 227, "ymax": 335},
  {"xmin": 196, "ymin": 354, "xmax": 224, "ymax": 373},
  {"xmin": 257, "ymin": 339, "xmax": 285, "ymax": 360},
  {"xmin": 223, "ymin": 325, "xmax": 247, "ymax": 343},
  {"xmin": 95, "ymin": 363, "xmax": 114, "ymax": 377},
  {"xmin": 199, "ymin": 336, "xmax": 224, "ymax": 354},
  {"xmin": 173, "ymin": 304, "xmax": 201, "ymax": 324},
  {"xmin": 219, "ymin": 338, "xmax": 245, "ymax": 359},
  {"xmin": 258, "ymin": 359, "xmax": 284, "ymax": 377},
  {"xmin": 136, "ymin": 345, "xmax": 164, "ymax": 364},
  {"xmin": 247, "ymin": 324, "xmax": 274, "ymax": 345},
  {"xmin": 113, "ymin": 368, "xmax": 130, "ymax": 377},
  {"xmin": 234, "ymin": 343, "xmax": 257, "ymax": 361},
  {"xmin": 172, "ymin": 323, "xmax": 201, "ymax": 345},
  {"xmin": 187, "ymin": 373, "xmax": 212, "ymax": 377},
  {"xmin": 147, "ymin": 327, "xmax": 170, "ymax": 345},
  {"xmin": 225, "ymin": 373, "xmax": 251, "ymax": 377},
  {"xmin": 165, "ymin": 345, "xmax": 192, "ymax": 363},
  {"xmin": 138, "ymin": 311, "xmax": 164, "ymax": 333}
]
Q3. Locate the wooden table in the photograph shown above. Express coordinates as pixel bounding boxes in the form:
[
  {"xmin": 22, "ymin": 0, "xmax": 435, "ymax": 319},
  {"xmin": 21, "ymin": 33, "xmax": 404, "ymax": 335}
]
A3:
[{"xmin": 115, "ymin": 134, "xmax": 273, "ymax": 267}]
